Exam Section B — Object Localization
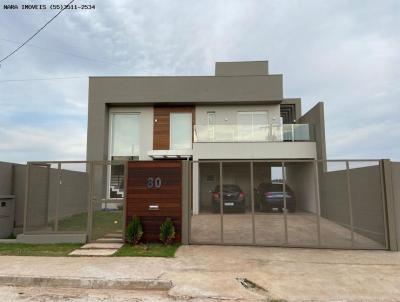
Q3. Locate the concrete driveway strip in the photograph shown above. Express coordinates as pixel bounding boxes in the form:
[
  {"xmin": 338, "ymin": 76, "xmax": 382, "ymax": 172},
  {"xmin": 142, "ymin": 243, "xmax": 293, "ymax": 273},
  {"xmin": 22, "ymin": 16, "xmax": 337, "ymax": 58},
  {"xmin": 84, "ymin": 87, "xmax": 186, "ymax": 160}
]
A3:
[{"xmin": 1, "ymin": 245, "xmax": 400, "ymax": 301}]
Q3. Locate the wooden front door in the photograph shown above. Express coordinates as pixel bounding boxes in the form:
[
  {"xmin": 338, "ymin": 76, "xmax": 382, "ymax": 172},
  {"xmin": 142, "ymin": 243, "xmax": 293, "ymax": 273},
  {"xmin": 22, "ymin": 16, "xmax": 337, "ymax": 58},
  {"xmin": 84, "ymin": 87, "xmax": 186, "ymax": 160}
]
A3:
[{"xmin": 126, "ymin": 161, "xmax": 182, "ymax": 242}]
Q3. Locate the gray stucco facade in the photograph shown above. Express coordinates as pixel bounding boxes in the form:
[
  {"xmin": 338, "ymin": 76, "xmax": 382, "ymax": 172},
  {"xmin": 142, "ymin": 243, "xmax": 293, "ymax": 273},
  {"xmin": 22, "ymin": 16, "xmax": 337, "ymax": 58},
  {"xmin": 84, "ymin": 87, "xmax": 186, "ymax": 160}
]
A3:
[{"xmin": 87, "ymin": 61, "xmax": 324, "ymax": 163}]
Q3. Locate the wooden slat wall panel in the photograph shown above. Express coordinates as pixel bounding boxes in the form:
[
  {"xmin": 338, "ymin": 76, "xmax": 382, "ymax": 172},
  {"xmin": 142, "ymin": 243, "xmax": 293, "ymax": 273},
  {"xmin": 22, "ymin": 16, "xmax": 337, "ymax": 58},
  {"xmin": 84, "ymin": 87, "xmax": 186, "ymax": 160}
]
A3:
[
  {"xmin": 153, "ymin": 106, "xmax": 195, "ymax": 150},
  {"xmin": 126, "ymin": 161, "xmax": 182, "ymax": 243}
]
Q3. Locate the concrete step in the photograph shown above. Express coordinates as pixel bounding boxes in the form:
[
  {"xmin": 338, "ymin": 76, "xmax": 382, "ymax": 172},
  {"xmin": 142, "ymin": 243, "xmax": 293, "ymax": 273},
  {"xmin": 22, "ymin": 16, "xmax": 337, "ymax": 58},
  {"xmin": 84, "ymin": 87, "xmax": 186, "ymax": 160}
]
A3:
[
  {"xmin": 104, "ymin": 233, "xmax": 123, "ymax": 238},
  {"xmin": 81, "ymin": 243, "xmax": 123, "ymax": 249},
  {"xmin": 95, "ymin": 238, "xmax": 124, "ymax": 243},
  {"xmin": 69, "ymin": 249, "xmax": 118, "ymax": 256},
  {"xmin": 0, "ymin": 275, "xmax": 173, "ymax": 290}
]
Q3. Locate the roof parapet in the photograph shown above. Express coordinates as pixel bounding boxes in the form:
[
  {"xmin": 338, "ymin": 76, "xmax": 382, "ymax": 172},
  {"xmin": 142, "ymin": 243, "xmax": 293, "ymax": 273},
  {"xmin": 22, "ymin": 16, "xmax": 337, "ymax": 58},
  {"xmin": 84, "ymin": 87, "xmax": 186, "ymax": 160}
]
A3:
[{"xmin": 215, "ymin": 61, "xmax": 268, "ymax": 76}]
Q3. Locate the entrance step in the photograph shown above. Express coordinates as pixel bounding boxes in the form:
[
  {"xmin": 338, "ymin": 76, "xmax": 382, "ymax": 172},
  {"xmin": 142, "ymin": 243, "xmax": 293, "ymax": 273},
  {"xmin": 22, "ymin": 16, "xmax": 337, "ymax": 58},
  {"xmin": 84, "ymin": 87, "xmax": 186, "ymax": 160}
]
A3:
[
  {"xmin": 69, "ymin": 236, "xmax": 124, "ymax": 256},
  {"xmin": 104, "ymin": 233, "xmax": 123, "ymax": 238},
  {"xmin": 69, "ymin": 249, "xmax": 118, "ymax": 256},
  {"xmin": 81, "ymin": 243, "xmax": 123, "ymax": 249},
  {"xmin": 96, "ymin": 238, "xmax": 124, "ymax": 243}
]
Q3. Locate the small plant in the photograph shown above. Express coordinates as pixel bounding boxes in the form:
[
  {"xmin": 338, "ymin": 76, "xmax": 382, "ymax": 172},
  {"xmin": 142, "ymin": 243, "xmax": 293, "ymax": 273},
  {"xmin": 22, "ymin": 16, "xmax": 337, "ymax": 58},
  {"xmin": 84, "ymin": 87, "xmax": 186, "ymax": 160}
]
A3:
[
  {"xmin": 7, "ymin": 233, "xmax": 16, "ymax": 239},
  {"xmin": 160, "ymin": 218, "xmax": 175, "ymax": 245},
  {"xmin": 126, "ymin": 216, "xmax": 143, "ymax": 245}
]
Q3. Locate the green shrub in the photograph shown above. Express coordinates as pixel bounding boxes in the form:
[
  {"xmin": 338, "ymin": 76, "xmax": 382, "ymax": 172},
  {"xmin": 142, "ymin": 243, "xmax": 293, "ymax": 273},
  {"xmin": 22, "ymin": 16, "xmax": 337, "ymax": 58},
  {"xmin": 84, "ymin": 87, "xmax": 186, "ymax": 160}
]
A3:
[
  {"xmin": 160, "ymin": 218, "xmax": 175, "ymax": 245},
  {"xmin": 126, "ymin": 216, "xmax": 143, "ymax": 245}
]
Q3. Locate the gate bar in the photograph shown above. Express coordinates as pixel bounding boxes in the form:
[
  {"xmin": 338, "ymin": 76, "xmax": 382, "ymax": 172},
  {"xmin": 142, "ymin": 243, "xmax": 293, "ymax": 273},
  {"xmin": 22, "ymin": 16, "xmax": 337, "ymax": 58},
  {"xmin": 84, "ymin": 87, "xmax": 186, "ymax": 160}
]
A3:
[
  {"xmin": 380, "ymin": 160, "xmax": 393, "ymax": 250},
  {"xmin": 219, "ymin": 161, "xmax": 224, "ymax": 244},
  {"xmin": 54, "ymin": 163, "xmax": 61, "ymax": 232},
  {"xmin": 122, "ymin": 161, "xmax": 128, "ymax": 242},
  {"xmin": 22, "ymin": 163, "xmax": 31, "ymax": 234},
  {"xmin": 314, "ymin": 161, "xmax": 322, "ymax": 246},
  {"xmin": 86, "ymin": 162, "xmax": 94, "ymax": 242},
  {"xmin": 282, "ymin": 162, "xmax": 288, "ymax": 245},
  {"xmin": 250, "ymin": 162, "xmax": 256, "ymax": 244},
  {"xmin": 346, "ymin": 161, "xmax": 355, "ymax": 247}
]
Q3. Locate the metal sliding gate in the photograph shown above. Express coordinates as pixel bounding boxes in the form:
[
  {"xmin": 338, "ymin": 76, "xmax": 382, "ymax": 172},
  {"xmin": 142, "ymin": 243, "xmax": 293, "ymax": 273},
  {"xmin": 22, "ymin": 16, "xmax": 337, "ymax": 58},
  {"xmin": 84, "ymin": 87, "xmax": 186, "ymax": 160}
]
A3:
[
  {"xmin": 23, "ymin": 159, "xmax": 391, "ymax": 250},
  {"xmin": 189, "ymin": 159, "xmax": 389, "ymax": 250}
]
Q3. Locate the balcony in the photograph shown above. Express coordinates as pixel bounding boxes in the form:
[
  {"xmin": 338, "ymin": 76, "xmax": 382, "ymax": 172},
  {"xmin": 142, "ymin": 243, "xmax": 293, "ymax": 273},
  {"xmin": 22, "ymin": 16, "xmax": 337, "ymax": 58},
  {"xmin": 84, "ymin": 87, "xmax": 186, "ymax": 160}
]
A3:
[{"xmin": 194, "ymin": 124, "xmax": 315, "ymax": 143}]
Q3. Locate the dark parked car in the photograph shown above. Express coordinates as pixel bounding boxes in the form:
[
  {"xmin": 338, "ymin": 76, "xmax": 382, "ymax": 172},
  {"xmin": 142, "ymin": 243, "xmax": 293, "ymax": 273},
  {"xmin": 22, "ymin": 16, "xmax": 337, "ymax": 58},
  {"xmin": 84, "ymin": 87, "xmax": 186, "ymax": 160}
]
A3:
[
  {"xmin": 211, "ymin": 184, "xmax": 246, "ymax": 213},
  {"xmin": 255, "ymin": 182, "xmax": 296, "ymax": 212}
]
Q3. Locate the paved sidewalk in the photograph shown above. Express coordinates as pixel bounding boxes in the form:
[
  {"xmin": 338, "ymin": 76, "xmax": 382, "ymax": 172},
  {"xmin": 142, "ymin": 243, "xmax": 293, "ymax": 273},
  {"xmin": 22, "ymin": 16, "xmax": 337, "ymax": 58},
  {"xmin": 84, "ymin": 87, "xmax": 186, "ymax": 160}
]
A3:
[{"xmin": 1, "ymin": 245, "xmax": 400, "ymax": 301}]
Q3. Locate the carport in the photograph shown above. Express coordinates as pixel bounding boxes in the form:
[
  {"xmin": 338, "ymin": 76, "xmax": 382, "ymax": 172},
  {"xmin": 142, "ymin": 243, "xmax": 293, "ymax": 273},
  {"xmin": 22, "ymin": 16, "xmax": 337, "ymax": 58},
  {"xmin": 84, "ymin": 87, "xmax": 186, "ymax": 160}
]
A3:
[{"xmin": 190, "ymin": 159, "xmax": 389, "ymax": 249}]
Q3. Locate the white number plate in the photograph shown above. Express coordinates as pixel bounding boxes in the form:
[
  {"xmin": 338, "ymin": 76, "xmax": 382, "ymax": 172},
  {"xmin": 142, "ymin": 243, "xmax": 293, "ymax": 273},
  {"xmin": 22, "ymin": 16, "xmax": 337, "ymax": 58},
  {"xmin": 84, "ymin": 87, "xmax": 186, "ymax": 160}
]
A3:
[{"xmin": 224, "ymin": 202, "xmax": 234, "ymax": 206}]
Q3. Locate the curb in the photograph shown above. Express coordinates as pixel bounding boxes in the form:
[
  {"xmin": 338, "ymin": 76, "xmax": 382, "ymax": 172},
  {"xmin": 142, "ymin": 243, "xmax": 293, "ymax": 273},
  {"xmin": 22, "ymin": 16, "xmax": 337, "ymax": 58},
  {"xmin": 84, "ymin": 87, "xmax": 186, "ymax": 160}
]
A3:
[{"xmin": 0, "ymin": 275, "xmax": 173, "ymax": 291}]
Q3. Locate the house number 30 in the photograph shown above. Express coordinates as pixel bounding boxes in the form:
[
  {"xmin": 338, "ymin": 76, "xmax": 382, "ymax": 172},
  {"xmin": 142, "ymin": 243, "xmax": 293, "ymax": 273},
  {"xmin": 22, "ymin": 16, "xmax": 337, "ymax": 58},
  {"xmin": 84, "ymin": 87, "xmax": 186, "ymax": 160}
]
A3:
[{"xmin": 147, "ymin": 177, "xmax": 162, "ymax": 188}]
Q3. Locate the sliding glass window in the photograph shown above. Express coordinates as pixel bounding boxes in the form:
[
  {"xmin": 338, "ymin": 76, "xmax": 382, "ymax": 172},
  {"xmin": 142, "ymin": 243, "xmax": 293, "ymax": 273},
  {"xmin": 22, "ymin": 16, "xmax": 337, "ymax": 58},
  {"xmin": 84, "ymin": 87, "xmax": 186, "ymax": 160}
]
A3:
[
  {"xmin": 110, "ymin": 113, "xmax": 140, "ymax": 158},
  {"xmin": 108, "ymin": 112, "xmax": 140, "ymax": 199},
  {"xmin": 237, "ymin": 111, "xmax": 268, "ymax": 141},
  {"xmin": 170, "ymin": 112, "xmax": 192, "ymax": 149}
]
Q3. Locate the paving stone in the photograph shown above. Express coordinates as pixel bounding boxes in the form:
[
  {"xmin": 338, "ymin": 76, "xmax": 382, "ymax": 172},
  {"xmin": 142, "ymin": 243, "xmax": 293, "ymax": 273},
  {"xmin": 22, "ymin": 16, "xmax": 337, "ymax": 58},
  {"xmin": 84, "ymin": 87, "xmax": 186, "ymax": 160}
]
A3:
[
  {"xmin": 96, "ymin": 238, "xmax": 124, "ymax": 243},
  {"xmin": 104, "ymin": 233, "xmax": 123, "ymax": 238},
  {"xmin": 69, "ymin": 249, "xmax": 118, "ymax": 256},
  {"xmin": 81, "ymin": 243, "xmax": 123, "ymax": 249}
]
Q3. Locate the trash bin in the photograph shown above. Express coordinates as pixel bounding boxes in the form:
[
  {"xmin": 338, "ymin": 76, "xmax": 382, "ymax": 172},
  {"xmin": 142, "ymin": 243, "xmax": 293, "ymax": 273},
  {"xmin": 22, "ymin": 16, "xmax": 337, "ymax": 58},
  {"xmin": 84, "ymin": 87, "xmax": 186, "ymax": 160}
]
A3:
[{"xmin": 0, "ymin": 195, "xmax": 15, "ymax": 238}]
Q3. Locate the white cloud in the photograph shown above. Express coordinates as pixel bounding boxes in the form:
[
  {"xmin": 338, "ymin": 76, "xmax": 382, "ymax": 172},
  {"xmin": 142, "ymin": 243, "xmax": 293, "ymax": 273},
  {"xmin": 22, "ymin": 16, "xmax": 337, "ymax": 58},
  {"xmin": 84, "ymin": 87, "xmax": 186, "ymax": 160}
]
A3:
[{"xmin": 0, "ymin": 122, "xmax": 86, "ymax": 163}]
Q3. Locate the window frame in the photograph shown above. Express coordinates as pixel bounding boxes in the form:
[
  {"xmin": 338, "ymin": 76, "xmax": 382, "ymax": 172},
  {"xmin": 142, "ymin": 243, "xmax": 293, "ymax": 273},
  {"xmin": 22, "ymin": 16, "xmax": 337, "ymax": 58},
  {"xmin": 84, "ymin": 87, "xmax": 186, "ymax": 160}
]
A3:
[
  {"xmin": 107, "ymin": 109, "xmax": 141, "ymax": 200},
  {"xmin": 108, "ymin": 110, "xmax": 141, "ymax": 159},
  {"xmin": 169, "ymin": 112, "xmax": 193, "ymax": 150},
  {"xmin": 237, "ymin": 111, "xmax": 268, "ymax": 141}
]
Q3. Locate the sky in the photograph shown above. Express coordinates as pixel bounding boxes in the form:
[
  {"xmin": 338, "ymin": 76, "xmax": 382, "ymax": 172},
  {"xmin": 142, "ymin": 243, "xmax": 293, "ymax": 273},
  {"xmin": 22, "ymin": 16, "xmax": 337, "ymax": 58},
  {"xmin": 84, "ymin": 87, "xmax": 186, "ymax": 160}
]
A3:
[{"xmin": 0, "ymin": 0, "xmax": 399, "ymax": 163}]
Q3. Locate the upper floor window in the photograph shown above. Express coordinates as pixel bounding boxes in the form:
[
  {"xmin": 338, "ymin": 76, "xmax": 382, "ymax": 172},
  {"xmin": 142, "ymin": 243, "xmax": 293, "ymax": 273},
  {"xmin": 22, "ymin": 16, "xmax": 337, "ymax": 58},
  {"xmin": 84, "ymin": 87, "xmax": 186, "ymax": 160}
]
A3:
[
  {"xmin": 237, "ymin": 111, "xmax": 268, "ymax": 141},
  {"xmin": 110, "ymin": 113, "xmax": 140, "ymax": 158},
  {"xmin": 207, "ymin": 111, "xmax": 216, "ymax": 125},
  {"xmin": 207, "ymin": 111, "xmax": 216, "ymax": 141},
  {"xmin": 170, "ymin": 112, "xmax": 192, "ymax": 149}
]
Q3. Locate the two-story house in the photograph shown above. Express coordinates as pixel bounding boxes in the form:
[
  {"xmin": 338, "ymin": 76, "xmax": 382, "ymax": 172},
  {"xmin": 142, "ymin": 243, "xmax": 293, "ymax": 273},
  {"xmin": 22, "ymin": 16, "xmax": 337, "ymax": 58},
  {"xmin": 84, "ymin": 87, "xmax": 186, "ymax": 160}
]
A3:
[
  {"xmin": 86, "ymin": 60, "xmax": 330, "ymax": 244},
  {"xmin": 87, "ymin": 60, "xmax": 325, "ymax": 205}
]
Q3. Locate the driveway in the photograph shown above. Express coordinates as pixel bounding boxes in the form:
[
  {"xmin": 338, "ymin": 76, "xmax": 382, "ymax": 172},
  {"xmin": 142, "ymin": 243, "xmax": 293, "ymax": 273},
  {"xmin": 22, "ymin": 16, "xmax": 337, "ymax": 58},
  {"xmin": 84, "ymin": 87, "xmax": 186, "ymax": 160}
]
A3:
[
  {"xmin": 191, "ymin": 212, "xmax": 385, "ymax": 249},
  {"xmin": 0, "ymin": 245, "xmax": 400, "ymax": 301}
]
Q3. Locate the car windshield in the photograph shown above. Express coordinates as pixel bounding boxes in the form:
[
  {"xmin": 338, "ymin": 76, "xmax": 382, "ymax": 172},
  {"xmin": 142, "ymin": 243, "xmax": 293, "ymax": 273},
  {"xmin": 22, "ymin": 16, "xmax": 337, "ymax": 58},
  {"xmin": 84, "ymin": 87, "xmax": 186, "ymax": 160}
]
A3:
[{"xmin": 214, "ymin": 185, "xmax": 240, "ymax": 192}]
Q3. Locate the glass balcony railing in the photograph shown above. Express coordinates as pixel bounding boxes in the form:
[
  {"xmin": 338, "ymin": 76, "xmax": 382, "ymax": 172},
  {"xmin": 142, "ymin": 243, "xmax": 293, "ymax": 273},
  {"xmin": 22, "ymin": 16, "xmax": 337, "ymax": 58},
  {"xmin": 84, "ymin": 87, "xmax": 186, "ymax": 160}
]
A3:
[{"xmin": 193, "ymin": 124, "xmax": 315, "ymax": 143}]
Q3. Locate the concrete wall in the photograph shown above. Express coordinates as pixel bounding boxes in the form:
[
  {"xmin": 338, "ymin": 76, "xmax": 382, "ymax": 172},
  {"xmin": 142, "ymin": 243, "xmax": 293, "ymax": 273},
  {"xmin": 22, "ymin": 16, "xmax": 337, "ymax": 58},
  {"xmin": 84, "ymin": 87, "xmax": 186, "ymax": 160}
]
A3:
[
  {"xmin": 87, "ymin": 73, "xmax": 283, "ymax": 163},
  {"xmin": 299, "ymin": 102, "xmax": 326, "ymax": 160},
  {"xmin": 215, "ymin": 61, "xmax": 269, "ymax": 76},
  {"xmin": 26, "ymin": 165, "xmax": 50, "ymax": 228},
  {"xmin": 286, "ymin": 162, "xmax": 318, "ymax": 213},
  {"xmin": 320, "ymin": 165, "xmax": 386, "ymax": 245},
  {"xmin": 391, "ymin": 162, "xmax": 400, "ymax": 250},
  {"xmin": 0, "ymin": 162, "xmax": 15, "ymax": 238},
  {"xmin": 89, "ymin": 75, "xmax": 283, "ymax": 105},
  {"xmin": 0, "ymin": 162, "xmax": 89, "ymax": 231},
  {"xmin": 13, "ymin": 165, "xmax": 26, "ymax": 228},
  {"xmin": 281, "ymin": 98, "xmax": 302, "ymax": 121},
  {"xmin": 25, "ymin": 166, "xmax": 89, "ymax": 230},
  {"xmin": 193, "ymin": 142, "xmax": 317, "ymax": 160},
  {"xmin": 0, "ymin": 162, "xmax": 13, "ymax": 195},
  {"xmin": 195, "ymin": 104, "xmax": 281, "ymax": 126}
]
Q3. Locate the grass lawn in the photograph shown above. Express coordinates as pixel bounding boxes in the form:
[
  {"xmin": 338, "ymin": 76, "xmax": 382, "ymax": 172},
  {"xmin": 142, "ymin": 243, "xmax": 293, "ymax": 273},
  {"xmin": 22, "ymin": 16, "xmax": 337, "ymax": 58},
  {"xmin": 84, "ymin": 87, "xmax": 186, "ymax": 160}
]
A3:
[
  {"xmin": 0, "ymin": 243, "xmax": 82, "ymax": 256},
  {"xmin": 114, "ymin": 243, "xmax": 180, "ymax": 257},
  {"xmin": 58, "ymin": 210, "xmax": 123, "ymax": 240}
]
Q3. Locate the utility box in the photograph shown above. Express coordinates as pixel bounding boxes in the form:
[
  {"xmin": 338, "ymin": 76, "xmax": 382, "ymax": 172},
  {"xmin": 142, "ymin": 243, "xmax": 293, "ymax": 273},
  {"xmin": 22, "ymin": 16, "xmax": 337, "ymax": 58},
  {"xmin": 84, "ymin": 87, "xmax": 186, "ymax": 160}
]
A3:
[{"xmin": 0, "ymin": 195, "xmax": 15, "ymax": 238}]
